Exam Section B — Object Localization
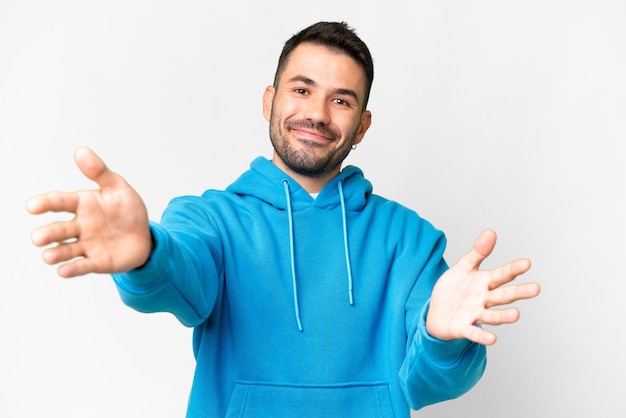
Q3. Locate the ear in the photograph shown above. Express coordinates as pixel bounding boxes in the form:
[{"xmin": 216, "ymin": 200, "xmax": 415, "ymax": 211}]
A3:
[
  {"xmin": 353, "ymin": 110, "xmax": 372, "ymax": 145},
  {"xmin": 263, "ymin": 86, "xmax": 275, "ymax": 121}
]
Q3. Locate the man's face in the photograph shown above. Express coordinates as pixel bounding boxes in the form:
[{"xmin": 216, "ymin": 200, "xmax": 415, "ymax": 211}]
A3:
[{"xmin": 263, "ymin": 43, "xmax": 371, "ymax": 180}]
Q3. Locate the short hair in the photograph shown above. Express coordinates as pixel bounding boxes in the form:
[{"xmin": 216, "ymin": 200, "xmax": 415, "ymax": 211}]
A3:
[{"xmin": 273, "ymin": 21, "xmax": 374, "ymax": 110}]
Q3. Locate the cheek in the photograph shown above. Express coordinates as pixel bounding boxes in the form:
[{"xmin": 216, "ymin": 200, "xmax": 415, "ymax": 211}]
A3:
[
  {"xmin": 337, "ymin": 115, "xmax": 363, "ymax": 138},
  {"xmin": 273, "ymin": 96, "xmax": 301, "ymax": 117}
]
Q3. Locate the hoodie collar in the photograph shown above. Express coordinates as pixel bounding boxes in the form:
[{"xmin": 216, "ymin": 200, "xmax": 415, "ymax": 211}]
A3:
[{"xmin": 226, "ymin": 157, "xmax": 372, "ymax": 211}]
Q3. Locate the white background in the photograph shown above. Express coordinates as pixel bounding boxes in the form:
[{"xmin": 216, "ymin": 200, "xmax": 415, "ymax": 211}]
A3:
[{"xmin": 1, "ymin": 1, "xmax": 624, "ymax": 417}]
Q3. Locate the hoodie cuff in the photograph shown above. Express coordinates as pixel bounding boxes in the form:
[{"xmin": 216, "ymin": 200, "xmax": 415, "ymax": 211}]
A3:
[
  {"xmin": 417, "ymin": 302, "xmax": 475, "ymax": 367},
  {"xmin": 111, "ymin": 222, "xmax": 170, "ymax": 295}
]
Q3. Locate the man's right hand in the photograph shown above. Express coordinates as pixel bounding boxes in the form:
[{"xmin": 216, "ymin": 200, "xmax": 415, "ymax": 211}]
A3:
[{"xmin": 26, "ymin": 147, "xmax": 152, "ymax": 278}]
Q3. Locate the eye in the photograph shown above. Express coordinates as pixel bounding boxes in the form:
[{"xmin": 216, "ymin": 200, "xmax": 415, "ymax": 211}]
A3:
[
  {"xmin": 332, "ymin": 98, "xmax": 351, "ymax": 107},
  {"xmin": 293, "ymin": 88, "xmax": 308, "ymax": 95}
]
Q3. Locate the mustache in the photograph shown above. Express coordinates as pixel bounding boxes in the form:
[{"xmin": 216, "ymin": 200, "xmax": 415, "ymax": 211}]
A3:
[{"xmin": 284, "ymin": 119, "xmax": 340, "ymax": 141}]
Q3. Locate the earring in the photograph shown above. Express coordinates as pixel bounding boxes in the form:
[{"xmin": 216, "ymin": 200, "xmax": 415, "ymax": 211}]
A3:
[{"xmin": 351, "ymin": 144, "xmax": 358, "ymax": 150}]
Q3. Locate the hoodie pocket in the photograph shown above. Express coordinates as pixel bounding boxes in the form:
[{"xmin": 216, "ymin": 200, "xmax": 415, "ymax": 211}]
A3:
[{"xmin": 225, "ymin": 381, "xmax": 395, "ymax": 418}]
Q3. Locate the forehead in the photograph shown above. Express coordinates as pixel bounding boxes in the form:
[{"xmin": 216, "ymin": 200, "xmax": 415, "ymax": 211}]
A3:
[{"xmin": 279, "ymin": 43, "xmax": 366, "ymax": 97}]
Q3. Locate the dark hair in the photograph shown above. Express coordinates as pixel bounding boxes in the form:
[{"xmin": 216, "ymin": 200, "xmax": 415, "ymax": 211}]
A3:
[{"xmin": 273, "ymin": 21, "xmax": 374, "ymax": 109}]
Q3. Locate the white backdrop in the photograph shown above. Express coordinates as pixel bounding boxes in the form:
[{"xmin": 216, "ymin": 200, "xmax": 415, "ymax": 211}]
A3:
[{"xmin": 1, "ymin": 1, "xmax": 624, "ymax": 417}]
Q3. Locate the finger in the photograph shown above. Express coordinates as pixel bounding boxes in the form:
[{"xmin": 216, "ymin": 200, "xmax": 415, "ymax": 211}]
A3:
[
  {"xmin": 58, "ymin": 256, "xmax": 106, "ymax": 278},
  {"xmin": 42, "ymin": 241, "xmax": 84, "ymax": 265},
  {"xmin": 26, "ymin": 191, "xmax": 80, "ymax": 215},
  {"xmin": 31, "ymin": 220, "xmax": 80, "ymax": 247},
  {"xmin": 486, "ymin": 281, "xmax": 541, "ymax": 307},
  {"xmin": 458, "ymin": 229, "xmax": 497, "ymax": 270},
  {"xmin": 461, "ymin": 324, "xmax": 497, "ymax": 346},
  {"xmin": 477, "ymin": 307, "xmax": 521, "ymax": 326},
  {"xmin": 57, "ymin": 259, "xmax": 88, "ymax": 278},
  {"xmin": 74, "ymin": 147, "xmax": 124, "ymax": 190},
  {"xmin": 488, "ymin": 258, "xmax": 532, "ymax": 289}
]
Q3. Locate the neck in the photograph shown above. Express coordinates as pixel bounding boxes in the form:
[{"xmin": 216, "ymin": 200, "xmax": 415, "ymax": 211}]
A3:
[{"xmin": 271, "ymin": 154, "xmax": 339, "ymax": 194}]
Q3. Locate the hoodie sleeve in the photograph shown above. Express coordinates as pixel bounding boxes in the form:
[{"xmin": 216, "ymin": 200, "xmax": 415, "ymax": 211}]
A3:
[
  {"xmin": 398, "ymin": 232, "xmax": 487, "ymax": 410},
  {"xmin": 111, "ymin": 197, "xmax": 221, "ymax": 327}
]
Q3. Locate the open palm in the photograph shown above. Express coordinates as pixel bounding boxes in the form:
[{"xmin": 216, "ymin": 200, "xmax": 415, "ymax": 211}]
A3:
[
  {"xmin": 27, "ymin": 147, "xmax": 152, "ymax": 278},
  {"xmin": 426, "ymin": 229, "xmax": 541, "ymax": 346}
]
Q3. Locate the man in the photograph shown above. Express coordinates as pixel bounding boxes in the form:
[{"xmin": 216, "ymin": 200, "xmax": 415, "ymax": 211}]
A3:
[{"xmin": 27, "ymin": 22, "xmax": 540, "ymax": 417}]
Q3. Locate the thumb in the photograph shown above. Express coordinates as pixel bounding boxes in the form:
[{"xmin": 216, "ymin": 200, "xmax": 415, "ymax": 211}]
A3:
[
  {"xmin": 74, "ymin": 147, "xmax": 122, "ymax": 189},
  {"xmin": 462, "ymin": 228, "xmax": 497, "ymax": 269}
]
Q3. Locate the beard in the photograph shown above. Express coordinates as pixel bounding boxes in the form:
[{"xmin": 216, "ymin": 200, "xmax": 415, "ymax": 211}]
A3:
[{"xmin": 269, "ymin": 112, "xmax": 357, "ymax": 178}]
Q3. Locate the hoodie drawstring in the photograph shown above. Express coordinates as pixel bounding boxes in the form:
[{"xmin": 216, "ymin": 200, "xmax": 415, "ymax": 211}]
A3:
[
  {"xmin": 282, "ymin": 179, "xmax": 354, "ymax": 332},
  {"xmin": 282, "ymin": 180, "xmax": 303, "ymax": 332},
  {"xmin": 338, "ymin": 181, "xmax": 355, "ymax": 305}
]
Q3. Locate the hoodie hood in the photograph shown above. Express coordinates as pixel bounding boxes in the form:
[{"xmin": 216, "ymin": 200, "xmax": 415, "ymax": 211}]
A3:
[{"xmin": 226, "ymin": 157, "xmax": 372, "ymax": 212}]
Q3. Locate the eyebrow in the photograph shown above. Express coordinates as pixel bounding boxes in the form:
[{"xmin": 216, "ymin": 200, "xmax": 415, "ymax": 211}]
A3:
[{"xmin": 287, "ymin": 75, "xmax": 360, "ymax": 103}]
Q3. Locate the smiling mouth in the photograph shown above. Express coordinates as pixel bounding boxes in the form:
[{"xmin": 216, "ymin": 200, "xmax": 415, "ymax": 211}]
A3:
[
  {"xmin": 292, "ymin": 128, "xmax": 333, "ymax": 143},
  {"xmin": 285, "ymin": 120, "xmax": 340, "ymax": 142}
]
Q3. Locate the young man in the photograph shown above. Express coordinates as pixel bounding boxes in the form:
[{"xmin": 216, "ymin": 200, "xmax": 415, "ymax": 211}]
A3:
[{"xmin": 27, "ymin": 22, "xmax": 540, "ymax": 417}]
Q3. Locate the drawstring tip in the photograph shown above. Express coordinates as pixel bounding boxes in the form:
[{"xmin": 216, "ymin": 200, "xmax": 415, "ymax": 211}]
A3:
[
  {"xmin": 349, "ymin": 290, "xmax": 354, "ymax": 306},
  {"xmin": 296, "ymin": 316, "xmax": 303, "ymax": 332}
]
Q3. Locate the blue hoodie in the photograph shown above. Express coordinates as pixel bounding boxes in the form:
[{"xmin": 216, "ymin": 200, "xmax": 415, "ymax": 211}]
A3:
[{"xmin": 112, "ymin": 157, "xmax": 486, "ymax": 417}]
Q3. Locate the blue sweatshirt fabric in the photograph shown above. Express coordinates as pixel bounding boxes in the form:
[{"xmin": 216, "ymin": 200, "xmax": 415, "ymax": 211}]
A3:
[{"xmin": 112, "ymin": 157, "xmax": 486, "ymax": 417}]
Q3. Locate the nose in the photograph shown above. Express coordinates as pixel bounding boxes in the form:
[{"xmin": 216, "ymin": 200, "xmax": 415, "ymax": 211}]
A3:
[{"xmin": 303, "ymin": 96, "xmax": 330, "ymax": 125}]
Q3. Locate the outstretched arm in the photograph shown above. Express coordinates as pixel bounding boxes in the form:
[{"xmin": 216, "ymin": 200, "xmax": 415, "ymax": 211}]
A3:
[
  {"xmin": 26, "ymin": 147, "xmax": 152, "ymax": 278},
  {"xmin": 426, "ymin": 229, "xmax": 541, "ymax": 345}
]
